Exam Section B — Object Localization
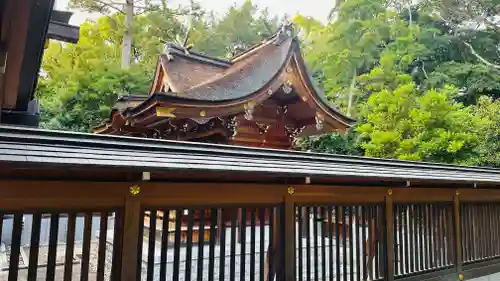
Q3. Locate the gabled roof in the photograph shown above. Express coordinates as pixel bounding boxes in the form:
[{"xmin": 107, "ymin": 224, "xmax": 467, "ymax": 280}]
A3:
[{"xmin": 96, "ymin": 24, "xmax": 354, "ymax": 134}]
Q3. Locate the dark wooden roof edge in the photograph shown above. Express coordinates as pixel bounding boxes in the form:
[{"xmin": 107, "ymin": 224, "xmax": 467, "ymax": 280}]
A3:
[
  {"xmin": 15, "ymin": 0, "xmax": 56, "ymax": 112},
  {"xmin": 9, "ymin": 5, "xmax": 80, "ymax": 128},
  {"xmin": 1, "ymin": 125, "xmax": 499, "ymax": 184},
  {"xmin": 117, "ymin": 94, "xmax": 149, "ymax": 102},
  {"xmin": 163, "ymin": 24, "xmax": 288, "ymax": 67},
  {"xmin": 47, "ymin": 20, "xmax": 79, "ymax": 44},
  {"xmin": 229, "ymin": 23, "xmax": 292, "ymax": 62}
]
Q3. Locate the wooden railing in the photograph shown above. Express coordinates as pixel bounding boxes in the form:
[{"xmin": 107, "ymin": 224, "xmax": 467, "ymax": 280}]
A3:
[{"xmin": 1, "ymin": 181, "xmax": 500, "ymax": 281}]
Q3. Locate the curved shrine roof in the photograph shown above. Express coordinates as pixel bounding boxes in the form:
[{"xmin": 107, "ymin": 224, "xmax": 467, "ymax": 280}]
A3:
[{"xmin": 95, "ymin": 25, "xmax": 355, "ymax": 134}]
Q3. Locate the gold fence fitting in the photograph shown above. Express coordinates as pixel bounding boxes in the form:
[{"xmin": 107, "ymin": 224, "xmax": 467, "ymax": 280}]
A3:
[{"xmin": 129, "ymin": 185, "xmax": 141, "ymax": 196}]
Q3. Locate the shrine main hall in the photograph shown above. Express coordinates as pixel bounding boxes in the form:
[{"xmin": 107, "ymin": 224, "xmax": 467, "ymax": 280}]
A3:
[{"xmin": 94, "ymin": 24, "xmax": 354, "ymax": 149}]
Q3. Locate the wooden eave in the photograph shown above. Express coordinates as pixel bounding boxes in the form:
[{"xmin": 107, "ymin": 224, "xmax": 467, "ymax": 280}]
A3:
[
  {"xmin": 5, "ymin": 125, "xmax": 500, "ymax": 186},
  {"xmin": 0, "ymin": 2, "xmax": 79, "ymax": 126}
]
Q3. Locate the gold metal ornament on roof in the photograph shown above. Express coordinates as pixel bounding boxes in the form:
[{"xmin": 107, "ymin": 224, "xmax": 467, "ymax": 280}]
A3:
[
  {"xmin": 282, "ymin": 81, "xmax": 293, "ymax": 94},
  {"xmin": 199, "ymin": 110, "xmax": 206, "ymax": 117},
  {"xmin": 288, "ymin": 187, "xmax": 295, "ymax": 195},
  {"xmin": 244, "ymin": 101, "xmax": 256, "ymax": 121},
  {"xmin": 315, "ymin": 115, "xmax": 324, "ymax": 131},
  {"xmin": 156, "ymin": 107, "xmax": 176, "ymax": 118}
]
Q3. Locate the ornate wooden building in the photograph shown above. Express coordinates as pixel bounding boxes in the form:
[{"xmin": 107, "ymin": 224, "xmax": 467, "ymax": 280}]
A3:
[{"xmin": 94, "ymin": 24, "xmax": 354, "ymax": 149}]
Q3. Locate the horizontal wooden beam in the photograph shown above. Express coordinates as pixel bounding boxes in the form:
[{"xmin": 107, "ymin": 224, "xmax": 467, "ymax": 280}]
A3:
[{"xmin": 47, "ymin": 21, "xmax": 79, "ymax": 43}]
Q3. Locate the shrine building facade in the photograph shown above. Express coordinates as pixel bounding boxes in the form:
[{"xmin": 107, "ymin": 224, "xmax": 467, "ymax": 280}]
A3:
[{"xmin": 94, "ymin": 24, "xmax": 354, "ymax": 149}]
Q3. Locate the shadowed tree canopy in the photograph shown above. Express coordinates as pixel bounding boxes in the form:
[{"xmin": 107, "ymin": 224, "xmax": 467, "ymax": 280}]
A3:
[{"xmin": 292, "ymin": 0, "xmax": 500, "ymax": 167}]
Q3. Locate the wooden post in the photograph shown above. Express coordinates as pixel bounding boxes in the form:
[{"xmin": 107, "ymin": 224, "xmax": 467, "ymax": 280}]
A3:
[
  {"xmin": 376, "ymin": 206, "xmax": 385, "ymax": 276},
  {"xmin": 284, "ymin": 193, "xmax": 296, "ymax": 281},
  {"xmin": 301, "ymin": 207, "xmax": 308, "ymax": 237},
  {"xmin": 385, "ymin": 189, "xmax": 394, "ymax": 281},
  {"xmin": 120, "ymin": 193, "xmax": 143, "ymax": 281},
  {"xmin": 454, "ymin": 190, "xmax": 462, "ymax": 274}
]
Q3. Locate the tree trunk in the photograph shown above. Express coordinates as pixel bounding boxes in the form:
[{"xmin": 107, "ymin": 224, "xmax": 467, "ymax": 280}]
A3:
[
  {"xmin": 407, "ymin": 0, "xmax": 412, "ymax": 27},
  {"xmin": 346, "ymin": 70, "xmax": 356, "ymax": 116},
  {"xmin": 121, "ymin": 0, "xmax": 134, "ymax": 69}
]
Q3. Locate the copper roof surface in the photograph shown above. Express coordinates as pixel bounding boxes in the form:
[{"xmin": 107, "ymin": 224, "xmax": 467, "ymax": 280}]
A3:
[{"xmin": 159, "ymin": 37, "xmax": 293, "ymax": 101}]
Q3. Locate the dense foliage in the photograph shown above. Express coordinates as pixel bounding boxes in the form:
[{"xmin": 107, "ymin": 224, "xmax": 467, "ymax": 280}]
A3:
[
  {"xmin": 38, "ymin": 0, "xmax": 500, "ymax": 168},
  {"xmin": 294, "ymin": 0, "xmax": 500, "ymax": 167}
]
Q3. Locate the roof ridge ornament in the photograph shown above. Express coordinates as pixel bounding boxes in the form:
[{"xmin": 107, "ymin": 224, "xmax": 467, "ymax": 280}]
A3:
[{"xmin": 273, "ymin": 22, "xmax": 295, "ymax": 45}]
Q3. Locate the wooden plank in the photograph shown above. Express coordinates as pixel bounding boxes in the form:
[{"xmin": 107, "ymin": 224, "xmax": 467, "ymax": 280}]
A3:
[
  {"xmin": 159, "ymin": 208, "xmax": 170, "ymax": 281},
  {"xmin": 0, "ymin": 198, "xmax": 124, "ymax": 210},
  {"xmin": 250, "ymin": 209, "xmax": 257, "ymax": 281},
  {"xmin": 8, "ymin": 213, "xmax": 23, "ymax": 281},
  {"xmin": 209, "ymin": 208, "xmax": 217, "ymax": 281},
  {"xmin": 322, "ymin": 208, "xmax": 327, "ymax": 281},
  {"xmin": 297, "ymin": 206, "xmax": 304, "ymax": 281},
  {"xmin": 27, "ymin": 212, "xmax": 42, "ymax": 281},
  {"xmin": 120, "ymin": 197, "xmax": 142, "ymax": 281},
  {"xmin": 136, "ymin": 183, "xmax": 286, "ymax": 205},
  {"xmin": 292, "ymin": 185, "xmax": 387, "ymax": 200},
  {"xmin": 240, "ymin": 208, "xmax": 247, "ymax": 281},
  {"xmin": 307, "ymin": 206, "xmax": 312, "ymax": 281},
  {"xmin": 0, "ymin": 180, "xmax": 129, "ymax": 197},
  {"xmin": 349, "ymin": 207, "xmax": 354, "ymax": 281},
  {"xmin": 80, "ymin": 213, "xmax": 92, "ymax": 281},
  {"xmin": 230, "ymin": 209, "xmax": 237, "ymax": 281},
  {"xmin": 2, "ymin": 0, "xmax": 30, "ymax": 109},
  {"xmin": 293, "ymin": 194, "xmax": 385, "ymax": 205},
  {"xmin": 111, "ymin": 209, "xmax": 124, "ymax": 281},
  {"xmin": 46, "ymin": 213, "xmax": 60, "ymax": 281},
  {"xmin": 198, "ymin": 209, "xmax": 206, "ymax": 281},
  {"xmin": 386, "ymin": 193, "xmax": 394, "ymax": 281},
  {"xmin": 97, "ymin": 212, "xmax": 108, "ymax": 281},
  {"xmin": 267, "ymin": 207, "xmax": 276, "ymax": 281},
  {"xmin": 335, "ymin": 206, "xmax": 340, "ymax": 281},
  {"xmin": 185, "ymin": 209, "xmax": 195, "ymax": 281},
  {"xmin": 454, "ymin": 192, "xmax": 462, "ymax": 274},
  {"xmin": 64, "ymin": 213, "xmax": 76, "ymax": 281},
  {"xmin": 458, "ymin": 189, "xmax": 500, "ymax": 202},
  {"xmin": 220, "ymin": 208, "xmax": 227, "ymax": 281},
  {"xmin": 0, "ymin": 181, "xmax": 127, "ymax": 210},
  {"xmin": 392, "ymin": 189, "xmax": 455, "ymax": 203},
  {"xmin": 342, "ymin": 206, "xmax": 347, "ymax": 281},
  {"xmin": 147, "ymin": 209, "xmax": 156, "ymax": 281},
  {"xmin": 313, "ymin": 207, "xmax": 319, "ymax": 281}
]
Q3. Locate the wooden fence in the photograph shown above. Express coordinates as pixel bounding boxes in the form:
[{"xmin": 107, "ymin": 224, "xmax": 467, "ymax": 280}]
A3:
[{"xmin": 1, "ymin": 181, "xmax": 500, "ymax": 281}]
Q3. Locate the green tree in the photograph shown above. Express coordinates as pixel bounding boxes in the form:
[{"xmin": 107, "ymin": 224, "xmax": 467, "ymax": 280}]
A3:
[
  {"xmin": 69, "ymin": 0, "xmax": 191, "ymax": 68},
  {"xmin": 356, "ymin": 67, "xmax": 478, "ymax": 163},
  {"xmin": 38, "ymin": 17, "xmax": 154, "ymax": 132},
  {"xmin": 468, "ymin": 97, "xmax": 500, "ymax": 167},
  {"xmin": 295, "ymin": 130, "xmax": 364, "ymax": 156},
  {"xmin": 190, "ymin": 0, "xmax": 279, "ymax": 58}
]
